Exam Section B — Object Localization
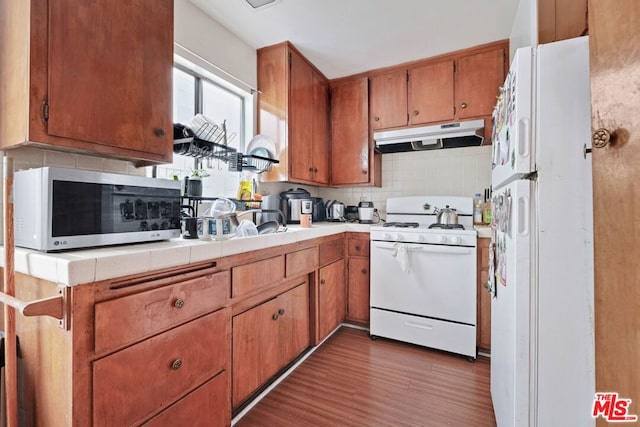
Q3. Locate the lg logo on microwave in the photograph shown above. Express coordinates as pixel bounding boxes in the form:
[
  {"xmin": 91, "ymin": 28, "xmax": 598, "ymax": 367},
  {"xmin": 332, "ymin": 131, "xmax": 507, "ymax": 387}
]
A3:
[{"xmin": 53, "ymin": 240, "xmax": 68, "ymax": 246}]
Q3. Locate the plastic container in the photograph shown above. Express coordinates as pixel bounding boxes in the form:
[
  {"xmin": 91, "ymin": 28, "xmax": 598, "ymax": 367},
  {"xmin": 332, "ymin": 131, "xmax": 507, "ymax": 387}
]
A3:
[{"xmin": 473, "ymin": 193, "xmax": 483, "ymax": 225}]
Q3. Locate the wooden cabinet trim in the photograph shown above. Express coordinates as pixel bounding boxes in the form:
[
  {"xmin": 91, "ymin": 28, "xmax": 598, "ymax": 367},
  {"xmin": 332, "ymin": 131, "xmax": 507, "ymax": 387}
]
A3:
[
  {"xmin": 232, "ymin": 255, "xmax": 285, "ymax": 298},
  {"xmin": 285, "ymin": 246, "xmax": 319, "ymax": 278},
  {"xmin": 319, "ymin": 237, "xmax": 345, "ymax": 266}
]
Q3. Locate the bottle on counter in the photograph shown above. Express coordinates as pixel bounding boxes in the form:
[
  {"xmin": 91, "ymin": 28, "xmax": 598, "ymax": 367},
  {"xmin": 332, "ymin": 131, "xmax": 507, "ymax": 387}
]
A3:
[
  {"xmin": 237, "ymin": 171, "xmax": 253, "ymax": 201},
  {"xmin": 482, "ymin": 188, "xmax": 492, "ymax": 225},
  {"xmin": 473, "ymin": 193, "xmax": 483, "ymax": 225}
]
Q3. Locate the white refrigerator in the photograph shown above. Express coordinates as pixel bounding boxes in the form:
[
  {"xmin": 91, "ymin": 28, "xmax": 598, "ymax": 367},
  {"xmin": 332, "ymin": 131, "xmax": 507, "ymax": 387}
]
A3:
[{"xmin": 489, "ymin": 36, "xmax": 595, "ymax": 427}]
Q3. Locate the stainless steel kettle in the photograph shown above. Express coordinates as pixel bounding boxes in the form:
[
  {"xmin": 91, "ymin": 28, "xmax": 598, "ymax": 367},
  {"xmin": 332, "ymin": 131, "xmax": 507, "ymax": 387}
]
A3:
[{"xmin": 434, "ymin": 205, "xmax": 458, "ymax": 225}]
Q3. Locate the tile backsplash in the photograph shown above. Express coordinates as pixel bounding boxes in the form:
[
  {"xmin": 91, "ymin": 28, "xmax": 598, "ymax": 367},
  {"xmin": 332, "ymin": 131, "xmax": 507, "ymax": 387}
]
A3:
[{"xmin": 259, "ymin": 145, "xmax": 493, "ymax": 219}]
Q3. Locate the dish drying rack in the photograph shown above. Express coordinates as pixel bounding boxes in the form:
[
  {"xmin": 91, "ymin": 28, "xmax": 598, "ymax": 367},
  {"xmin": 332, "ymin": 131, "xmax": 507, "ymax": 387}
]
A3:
[
  {"xmin": 173, "ymin": 118, "xmax": 279, "ymax": 173},
  {"xmin": 173, "ymin": 120, "xmax": 237, "ymax": 161}
]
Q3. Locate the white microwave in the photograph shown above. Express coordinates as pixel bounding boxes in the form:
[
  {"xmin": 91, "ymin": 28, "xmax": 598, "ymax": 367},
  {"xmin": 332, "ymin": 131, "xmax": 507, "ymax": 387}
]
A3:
[{"xmin": 14, "ymin": 167, "xmax": 181, "ymax": 252}]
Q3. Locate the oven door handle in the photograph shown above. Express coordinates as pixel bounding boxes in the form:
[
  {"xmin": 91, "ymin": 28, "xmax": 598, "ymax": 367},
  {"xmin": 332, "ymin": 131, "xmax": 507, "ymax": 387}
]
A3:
[{"xmin": 372, "ymin": 241, "xmax": 473, "ymax": 255}]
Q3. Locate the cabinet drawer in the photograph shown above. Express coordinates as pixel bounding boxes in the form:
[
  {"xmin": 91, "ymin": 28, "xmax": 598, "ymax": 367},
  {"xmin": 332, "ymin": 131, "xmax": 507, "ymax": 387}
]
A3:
[
  {"xmin": 144, "ymin": 370, "xmax": 230, "ymax": 427},
  {"xmin": 285, "ymin": 246, "xmax": 318, "ymax": 277},
  {"xmin": 95, "ymin": 271, "xmax": 230, "ymax": 354},
  {"xmin": 319, "ymin": 238, "xmax": 344, "ymax": 266},
  {"xmin": 93, "ymin": 309, "xmax": 230, "ymax": 427},
  {"xmin": 232, "ymin": 255, "xmax": 285, "ymax": 298},
  {"xmin": 348, "ymin": 239, "xmax": 370, "ymax": 257}
]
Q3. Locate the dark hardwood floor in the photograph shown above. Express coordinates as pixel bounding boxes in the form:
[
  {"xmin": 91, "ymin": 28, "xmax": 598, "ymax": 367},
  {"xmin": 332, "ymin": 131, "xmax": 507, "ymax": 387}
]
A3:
[{"xmin": 234, "ymin": 327, "xmax": 496, "ymax": 427}]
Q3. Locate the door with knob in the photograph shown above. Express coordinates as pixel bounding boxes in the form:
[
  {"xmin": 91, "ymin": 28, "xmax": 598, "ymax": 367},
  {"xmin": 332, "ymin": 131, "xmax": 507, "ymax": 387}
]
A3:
[
  {"xmin": 409, "ymin": 60, "xmax": 455, "ymax": 125},
  {"xmin": 369, "ymin": 69, "xmax": 408, "ymax": 130},
  {"xmin": 455, "ymin": 47, "xmax": 506, "ymax": 120},
  {"xmin": 318, "ymin": 259, "xmax": 345, "ymax": 341},
  {"xmin": 589, "ymin": 0, "xmax": 640, "ymax": 416},
  {"xmin": 347, "ymin": 257, "xmax": 370, "ymax": 324}
]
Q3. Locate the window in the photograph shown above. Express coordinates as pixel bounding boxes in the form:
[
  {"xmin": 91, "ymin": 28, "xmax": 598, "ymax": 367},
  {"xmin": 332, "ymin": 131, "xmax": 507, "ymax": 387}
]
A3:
[{"xmin": 154, "ymin": 59, "xmax": 253, "ymax": 198}]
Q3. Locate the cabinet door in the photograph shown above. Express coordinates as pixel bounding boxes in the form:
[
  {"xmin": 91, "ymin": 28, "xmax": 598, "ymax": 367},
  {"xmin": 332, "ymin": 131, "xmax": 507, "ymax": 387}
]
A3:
[
  {"xmin": 48, "ymin": 0, "xmax": 172, "ymax": 157},
  {"xmin": 408, "ymin": 60, "xmax": 455, "ymax": 125},
  {"xmin": 277, "ymin": 283, "xmax": 311, "ymax": 369},
  {"xmin": 347, "ymin": 257, "xmax": 370, "ymax": 324},
  {"xmin": 312, "ymin": 72, "xmax": 330, "ymax": 184},
  {"xmin": 318, "ymin": 259, "xmax": 346, "ymax": 340},
  {"xmin": 477, "ymin": 237, "xmax": 491, "ymax": 350},
  {"xmin": 369, "ymin": 70, "xmax": 408, "ymax": 130},
  {"xmin": 289, "ymin": 51, "xmax": 314, "ymax": 182},
  {"xmin": 538, "ymin": 0, "xmax": 588, "ymax": 43},
  {"xmin": 455, "ymin": 48, "xmax": 505, "ymax": 120},
  {"xmin": 330, "ymin": 78, "xmax": 370, "ymax": 185},
  {"xmin": 232, "ymin": 297, "xmax": 281, "ymax": 407}
]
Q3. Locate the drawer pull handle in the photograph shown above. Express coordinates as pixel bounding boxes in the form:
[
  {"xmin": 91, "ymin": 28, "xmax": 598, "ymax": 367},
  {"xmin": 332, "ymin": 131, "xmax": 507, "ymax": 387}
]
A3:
[
  {"xmin": 272, "ymin": 313, "xmax": 279, "ymax": 321},
  {"xmin": 171, "ymin": 359, "xmax": 183, "ymax": 370},
  {"xmin": 404, "ymin": 321, "xmax": 433, "ymax": 331},
  {"xmin": 278, "ymin": 308, "xmax": 285, "ymax": 316},
  {"xmin": 174, "ymin": 298, "xmax": 185, "ymax": 309}
]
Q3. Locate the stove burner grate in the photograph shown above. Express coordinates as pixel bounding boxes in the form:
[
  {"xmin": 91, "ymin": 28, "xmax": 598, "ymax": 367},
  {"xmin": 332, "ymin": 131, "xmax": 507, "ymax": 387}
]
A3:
[
  {"xmin": 428, "ymin": 223, "xmax": 465, "ymax": 230},
  {"xmin": 383, "ymin": 222, "xmax": 420, "ymax": 228}
]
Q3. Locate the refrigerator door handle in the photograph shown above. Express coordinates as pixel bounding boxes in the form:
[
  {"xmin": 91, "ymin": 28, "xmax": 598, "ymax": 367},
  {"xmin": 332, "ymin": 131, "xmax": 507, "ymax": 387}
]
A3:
[
  {"xmin": 517, "ymin": 195, "xmax": 530, "ymax": 236},
  {"xmin": 518, "ymin": 118, "xmax": 530, "ymax": 158}
]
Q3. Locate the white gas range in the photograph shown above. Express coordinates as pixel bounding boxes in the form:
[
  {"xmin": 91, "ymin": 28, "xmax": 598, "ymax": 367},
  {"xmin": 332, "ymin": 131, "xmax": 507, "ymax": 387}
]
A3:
[{"xmin": 369, "ymin": 196, "xmax": 478, "ymax": 359}]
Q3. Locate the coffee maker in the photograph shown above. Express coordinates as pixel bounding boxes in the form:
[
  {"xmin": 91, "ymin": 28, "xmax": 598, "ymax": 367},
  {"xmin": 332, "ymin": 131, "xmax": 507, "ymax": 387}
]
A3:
[{"xmin": 357, "ymin": 201, "xmax": 375, "ymax": 224}]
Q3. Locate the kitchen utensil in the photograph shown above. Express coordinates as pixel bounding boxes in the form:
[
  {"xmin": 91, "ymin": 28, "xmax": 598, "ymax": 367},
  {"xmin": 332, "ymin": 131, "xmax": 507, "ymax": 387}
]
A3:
[
  {"xmin": 280, "ymin": 188, "xmax": 311, "ymax": 224},
  {"xmin": 311, "ymin": 197, "xmax": 325, "ymax": 222},
  {"xmin": 326, "ymin": 201, "xmax": 346, "ymax": 221},
  {"xmin": 434, "ymin": 205, "xmax": 459, "ymax": 225},
  {"xmin": 357, "ymin": 201, "xmax": 375, "ymax": 224},
  {"xmin": 256, "ymin": 220, "xmax": 279, "ymax": 235}
]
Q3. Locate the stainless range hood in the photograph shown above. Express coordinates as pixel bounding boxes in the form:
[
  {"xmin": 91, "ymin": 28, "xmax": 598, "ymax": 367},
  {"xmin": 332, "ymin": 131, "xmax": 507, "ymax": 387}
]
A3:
[{"xmin": 373, "ymin": 119, "xmax": 485, "ymax": 153}]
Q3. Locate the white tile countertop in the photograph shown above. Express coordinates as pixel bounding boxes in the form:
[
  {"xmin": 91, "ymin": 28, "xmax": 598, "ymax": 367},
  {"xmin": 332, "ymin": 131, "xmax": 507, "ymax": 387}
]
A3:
[{"xmin": 0, "ymin": 223, "xmax": 371, "ymax": 286}]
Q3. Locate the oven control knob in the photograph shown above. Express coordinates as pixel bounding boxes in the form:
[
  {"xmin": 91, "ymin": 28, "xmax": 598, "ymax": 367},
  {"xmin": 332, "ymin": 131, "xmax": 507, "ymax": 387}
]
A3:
[
  {"xmin": 383, "ymin": 232, "xmax": 392, "ymax": 241},
  {"xmin": 396, "ymin": 233, "xmax": 404, "ymax": 241},
  {"xmin": 438, "ymin": 235, "xmax": 447, "ymax": 244},
  {"xmin": 417, "ymin": 235, "xmax": 425, "ymax": 243},
  {"xmin": 449, "ymin": 236, "xmax": 462, "ymax": 244}
]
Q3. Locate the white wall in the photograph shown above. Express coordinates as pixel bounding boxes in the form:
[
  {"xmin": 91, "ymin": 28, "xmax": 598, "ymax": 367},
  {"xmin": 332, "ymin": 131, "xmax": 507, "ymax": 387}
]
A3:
[
  {"xmin": 509, "ymin": 0, "xmax": 538, "ymax": 57},
  {"xmin": 260, "ymin": 145, "xmax": 493, "ymax": 219},
  {"xmin": 174, "ymin": 0, "xmax": 257, "ymax": 91}
]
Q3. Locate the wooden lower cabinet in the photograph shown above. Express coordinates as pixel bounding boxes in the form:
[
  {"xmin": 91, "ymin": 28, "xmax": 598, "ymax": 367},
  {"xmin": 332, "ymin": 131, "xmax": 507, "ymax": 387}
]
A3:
[
  {"xmin": 318, "ymin": 259, "xmax": 346, "ymax": 341},
  {"xmin": 346, "ymin": 234, "xmax": 370, "ymax": 324},
  {"xmin": 144, "ymin": 370, "xmax": 230, "ymax": 427},
  {"xmin": 477, "ymin": 237, "xmax": 491, "ymax": 351},
  {"xmin": 232, "ymin": 282, "xmax": 310, "ymax": 408}
]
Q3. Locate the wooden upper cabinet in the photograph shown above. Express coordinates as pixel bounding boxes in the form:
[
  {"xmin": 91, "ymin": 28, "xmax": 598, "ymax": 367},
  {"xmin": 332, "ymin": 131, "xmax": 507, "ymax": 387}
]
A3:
[
  {"xmin": 369, "ymin": 70, "xmax": 409, "ymax": 130},
  {"xmin": 258, "ymin": 43, "xmax": 330, "ymax": 185},
  {"xmin": 289, "ymin": 51, "xmax": 315, "ymax": 182},
  {"xmin": 455, "ymin": 47, "xmax": 506, "ymax": 120},
  {"xmin": 330, "ymin": 77, "xmax": 373, "ymax": 186},
  {"xmin": 408, "ymin": 60, "xmax": 455, "ymax": 125},
  {"xmin": 0, "ymin": 0, "xmax": 173, "ymax": 165},
  {"xmin": 539, "ymin": 0, "xmax": 588, "ymax": 44}
]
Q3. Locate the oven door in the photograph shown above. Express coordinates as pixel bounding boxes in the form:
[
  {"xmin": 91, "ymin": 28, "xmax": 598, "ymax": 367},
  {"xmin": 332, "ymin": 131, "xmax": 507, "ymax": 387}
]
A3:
[{"xmin": 370, "ymin": 241, "xmax": 476, "ymax": 325}]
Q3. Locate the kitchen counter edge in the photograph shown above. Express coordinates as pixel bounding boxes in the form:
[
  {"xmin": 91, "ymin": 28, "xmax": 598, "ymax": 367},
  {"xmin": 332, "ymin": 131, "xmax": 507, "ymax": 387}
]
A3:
[{"xmin": 0, "ymin": 223, "xmax": 371, "ymax": 286}]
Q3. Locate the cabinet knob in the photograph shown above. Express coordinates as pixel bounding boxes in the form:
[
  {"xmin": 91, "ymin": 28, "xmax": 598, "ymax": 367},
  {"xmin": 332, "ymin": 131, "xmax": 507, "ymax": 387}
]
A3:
[
  {"xmin": 278, "ymin": 308, "xmax": 285, "ymax": 316},
  {"xmin": 412, "ymin": 110, "xmax": 419, "ymax": 116},
  {"xmin": 373, "ymin": 116, "xmax": 380, "ymax": 122},
  {"xmin": 309, "ymin": 167, "xmax": 314, "ymax": 172},
  {"xmin": 320, "ymin": 279, "xmax": 326, "ymax": 285},
  {"xmin": 362, "ymin": 170, "xmax": 368, "ymax": 175},
  {"xmin": 361, "ymin": 268, "xmax": 368, "ymax": 274},
  {"xmin": 355, "ymin": 245, "xmax": 361, "ymax": 251},
  {"xmin": 174, "ymin": 298, "xmax": 185, "ymax": 309},
  {"xmin": 592, "ymin": 128, "xmax": 612, "ymax": 148},
  {"xmin": 314, "ymin": 168, "xmax": 318, "ymax": 173},
  {"xmin": 171, "ymin": 359, "xmax": 182, "ymax": 370},
  {"xmin": 460, "ymin": 102, "xmax": 468, "ymax": 109},
  {"xmin": 155, "ymin": 128, "xmax": 166, "ymax": 137},
  {"xmin": 272, "ymin": 313, "xmax": 279, "ymax": 321}
]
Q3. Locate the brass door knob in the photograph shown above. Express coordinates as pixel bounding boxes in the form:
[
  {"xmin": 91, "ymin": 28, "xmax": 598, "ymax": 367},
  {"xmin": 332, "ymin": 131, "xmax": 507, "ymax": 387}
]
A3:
[
  {"xmin": 272, "ymin": 313, "xmax": 279, "ymax": 320},
  {"xmin": 174, "ymin": 298, "xmax": 185, "ymax": 309},
  {"xmin": 320, "ymin": 279, "xmax": 326, "ymax": 285},
  {"xmin": 412, "ymin": 110, "xmax": 419, "ymax": 116},
  {"xmin": 460, "ymin": 102, "xmax": 468, "ymax": 109},
  {"xmin": 278, "ymin": 308, "xmax": 285, "ymax": 315},
  {"xmin": 592, "ymin": 128, "xmax": 611, "ymax": 148},
  {"xmin": 171, "ymin": 359, "xmax": 182, "ymax": 370},
  {"xmin": 373, "ymin": 116, "xmax": 380, "ymax": 122}
]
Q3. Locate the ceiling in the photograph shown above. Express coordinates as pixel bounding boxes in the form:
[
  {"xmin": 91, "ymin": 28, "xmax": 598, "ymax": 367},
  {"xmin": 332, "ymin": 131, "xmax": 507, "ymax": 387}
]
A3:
[{"xmin": 189, "ymin": 0, "xmax": 520, "ymax": 79}]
